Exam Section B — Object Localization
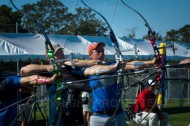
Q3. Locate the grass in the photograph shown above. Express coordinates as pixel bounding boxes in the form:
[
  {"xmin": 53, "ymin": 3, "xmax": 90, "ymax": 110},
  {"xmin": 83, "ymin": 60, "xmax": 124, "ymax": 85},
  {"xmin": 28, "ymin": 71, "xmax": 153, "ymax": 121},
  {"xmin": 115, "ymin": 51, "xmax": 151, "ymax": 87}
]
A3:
[{"xmin": 163, "ymin": 99, "xmax": 190, "ymax": 126}]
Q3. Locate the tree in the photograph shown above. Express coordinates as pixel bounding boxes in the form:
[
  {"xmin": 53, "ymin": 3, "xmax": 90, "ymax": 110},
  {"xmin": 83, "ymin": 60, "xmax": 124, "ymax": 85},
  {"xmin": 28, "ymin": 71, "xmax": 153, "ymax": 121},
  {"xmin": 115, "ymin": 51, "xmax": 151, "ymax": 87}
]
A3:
[
  {"xmin": 165, "ymin": 24, "xmax": 190, "ymax": 43},
  {"xmin": 122, "ymin": 27, "xmax": 138, "ymax": 39},
  {"xmin": 0, "ymin": 5, "xmax": 26, "ymax": 33},
  {"xmin": 21, "ymin": 0, "xmax": 72, "ymax": 34},
  {"xmin": 1, "ymin": 0, "xmax": 108, "ymax": 35},
  {"xmin": 59, "ymin": 7, "xmax": 108, "ymax": 36},
  {"xmin": 127, "ymin": 27, "xmax": 138, "ymax": 38},
  {"xmin": 143, "ymin": 32, "xmax": 163, "ymax": 41}
]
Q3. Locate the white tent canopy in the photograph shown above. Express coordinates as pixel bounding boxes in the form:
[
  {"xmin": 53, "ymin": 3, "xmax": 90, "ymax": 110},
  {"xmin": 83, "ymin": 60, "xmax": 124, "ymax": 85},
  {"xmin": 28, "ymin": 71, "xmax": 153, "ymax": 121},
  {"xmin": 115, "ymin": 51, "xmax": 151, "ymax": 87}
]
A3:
[{"xmin": 0, "ymin": 33, "xmax": 190, "ymax": 62}]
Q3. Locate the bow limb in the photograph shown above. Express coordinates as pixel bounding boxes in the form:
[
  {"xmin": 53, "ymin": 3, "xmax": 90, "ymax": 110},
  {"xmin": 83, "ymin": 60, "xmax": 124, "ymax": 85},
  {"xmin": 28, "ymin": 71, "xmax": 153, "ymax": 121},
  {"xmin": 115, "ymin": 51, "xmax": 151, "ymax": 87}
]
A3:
[
  {"xmin": 121, "ymin": 0, "xmax": 163, "ymax": 78},
  {"xmin": 80, "ymin": 0, "xmax": 126, "ymax": 88},
  {"xmin": 10, "ymin": 0, "xmax": 54, "ymax": 51},
  {"xmin": 121, "ymin": 0, "xmax": 160, "ymax": 59},
  {"xmin": 81, "ymin": 0, "xmax": 124, "ymax": 62}
]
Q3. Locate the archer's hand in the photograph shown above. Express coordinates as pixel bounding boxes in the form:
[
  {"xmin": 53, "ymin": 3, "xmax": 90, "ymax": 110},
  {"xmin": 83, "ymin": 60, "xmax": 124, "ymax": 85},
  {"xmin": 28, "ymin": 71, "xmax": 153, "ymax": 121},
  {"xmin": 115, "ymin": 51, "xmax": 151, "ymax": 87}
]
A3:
[
  {"xmin": 180, "ymin": 59, "xmax": 190, "ymax": 64},
  {"xmin": 154, "ymin": 57, "xmax": 161, "ymax": 66},
  {"xmin": 179, "ymin": 59, "xmax": 190, "ymax": 68},
  {"xmin": 152, "ymin": 58, "xmax": 156, "ymax": 64},
  {"xmin": 48, "ymin": 74, "xmax": 59, "ymax": 84},
  {"xmin": 48, "ymin": 73, "xmax": 68, "ymax": 84},
  {"xmin": 115, "ymin": 60, "xmax": 125, "ymax": 72},
  {"xmin": 115, "ymin": 60, "xmax": 120, "ymax": 69},
  {"xmin": 47, "ymin": 65, "xmax": 54, "ymax": 72}
]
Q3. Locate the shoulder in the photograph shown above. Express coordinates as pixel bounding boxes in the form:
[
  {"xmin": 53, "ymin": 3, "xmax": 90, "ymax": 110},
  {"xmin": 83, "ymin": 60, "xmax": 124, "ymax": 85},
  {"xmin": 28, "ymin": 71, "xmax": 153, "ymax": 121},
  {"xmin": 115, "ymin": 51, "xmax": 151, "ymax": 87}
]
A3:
[
  {"xmin": 5, "ymin": 76, "xmax": 22, "ymax": 87},
  {"xmin": 6, "ymin": 76, "xmax": 21, "ymax": 82}
]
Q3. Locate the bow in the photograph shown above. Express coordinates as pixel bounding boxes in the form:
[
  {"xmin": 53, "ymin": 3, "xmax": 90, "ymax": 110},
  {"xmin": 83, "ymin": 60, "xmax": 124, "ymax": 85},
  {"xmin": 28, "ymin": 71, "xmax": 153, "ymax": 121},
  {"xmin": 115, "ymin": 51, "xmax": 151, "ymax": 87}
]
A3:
[
  {"xmin": 80, "ymin": 0, "xmax": 127, "ymax": 125},
  {"xmin": 80, "ymin": 0, "xmax": 125, "ymax": 80},
  {"xmin": 121, "ymin": 0, "xmax": 167, "ymax": 124},
  {"xmin": 121, "ymin": 0, "xmax": 164, "ymax": 89},
  {"xmin": 10, "ymin": 0, "xmax": 63, "ymax": 102}
]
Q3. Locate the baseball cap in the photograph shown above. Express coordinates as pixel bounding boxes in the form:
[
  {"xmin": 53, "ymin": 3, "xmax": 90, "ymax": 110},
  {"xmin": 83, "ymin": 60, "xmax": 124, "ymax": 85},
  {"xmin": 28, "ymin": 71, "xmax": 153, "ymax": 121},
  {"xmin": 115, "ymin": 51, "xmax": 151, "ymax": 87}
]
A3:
[
  {"xmin": 148, "ymin": 79, "xmax": 156, "ymax": 86},
  {"xmin": 48, "ymin": 43, "xmax": 63, "ymax": 53},
  {"xmin": 88, "ymin": 42, "xmax": 105, "ymax": 55}
]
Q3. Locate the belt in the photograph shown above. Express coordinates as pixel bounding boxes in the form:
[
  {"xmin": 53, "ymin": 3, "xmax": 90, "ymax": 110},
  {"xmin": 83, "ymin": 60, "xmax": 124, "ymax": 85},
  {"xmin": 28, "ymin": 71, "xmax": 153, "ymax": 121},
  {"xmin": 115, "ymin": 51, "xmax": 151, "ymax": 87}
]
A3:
[{"xmin": 92, "ymin": 109, "xmax": 122, "ymax": 116}]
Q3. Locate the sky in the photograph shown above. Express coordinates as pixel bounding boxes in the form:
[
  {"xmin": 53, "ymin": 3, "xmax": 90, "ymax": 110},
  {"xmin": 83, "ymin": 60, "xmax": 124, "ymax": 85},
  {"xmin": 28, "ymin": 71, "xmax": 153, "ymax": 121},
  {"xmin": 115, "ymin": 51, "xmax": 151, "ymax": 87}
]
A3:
[{"xmin": 1, "ymin": 0, "xmax": 190, "ymax": 39}]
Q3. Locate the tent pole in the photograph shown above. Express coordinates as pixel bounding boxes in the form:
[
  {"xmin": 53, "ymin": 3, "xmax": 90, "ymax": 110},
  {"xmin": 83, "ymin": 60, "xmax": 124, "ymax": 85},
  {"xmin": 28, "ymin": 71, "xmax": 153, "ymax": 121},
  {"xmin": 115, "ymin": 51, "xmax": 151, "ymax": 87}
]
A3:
[
  {"xmin": 16, "ymin": 22, "xmax": 18, "ymax": 33},
  {"xmin": 16, "ymin": 60, "xmax": 20, "ymax": 117},
  {"xmin": 188, "ymin": 68, "xmax": 190, "ymax": 104},
  {"xmin": 17, "ymin": 60, "xmax": 19, "ymax": 75}
]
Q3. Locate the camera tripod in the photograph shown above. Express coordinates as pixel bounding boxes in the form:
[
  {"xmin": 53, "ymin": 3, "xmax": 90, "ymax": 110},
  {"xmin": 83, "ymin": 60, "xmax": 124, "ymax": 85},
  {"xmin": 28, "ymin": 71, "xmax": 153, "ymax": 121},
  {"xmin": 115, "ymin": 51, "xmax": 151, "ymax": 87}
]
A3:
[
  {"xmin": 26, "ymin": 100, "xmax": 47, "ymax": 125},
  {"xmin": 26, "ymin": 90, "xmax": 47, "ymax": 126},
  {"xmin": 10, "ymin": 90, "xmax": 47, "ymax": 126}
]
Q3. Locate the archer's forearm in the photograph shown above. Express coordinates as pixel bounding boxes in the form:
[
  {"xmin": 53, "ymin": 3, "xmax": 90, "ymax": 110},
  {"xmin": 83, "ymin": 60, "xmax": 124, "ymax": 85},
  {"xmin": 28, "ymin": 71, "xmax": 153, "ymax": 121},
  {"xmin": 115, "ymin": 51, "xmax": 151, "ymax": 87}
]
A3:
[
  {"xmin": 20, "ymin": 74, "xmax": 57, "ymax": 86},
  {"xmin": 125, "ymin": 59, "xmax": 155, "ymax": 70},
  {"xmin": 20, "ymin": 64, "xmax": 53, "ymax": 74},
  {"xmin": 84, "ymin": 64, "xmax": 117, "ymax": 76}
]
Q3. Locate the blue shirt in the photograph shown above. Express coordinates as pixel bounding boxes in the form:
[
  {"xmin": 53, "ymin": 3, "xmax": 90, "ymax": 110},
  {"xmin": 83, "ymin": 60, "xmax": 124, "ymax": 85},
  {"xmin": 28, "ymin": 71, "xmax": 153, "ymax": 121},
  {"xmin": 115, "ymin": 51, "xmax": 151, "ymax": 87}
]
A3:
[
  {"xmin": 0, "ymin": 76, "xmax": 21, "ymax": 100},
  {"xmin": 89, "ymin": 62, "xmax": 122, "ymax": 112},
  {"xmin": 0, "ymin": 76, "xmax": 21, "ymax": 126},
  {"xmin": 5, "ymin": 76, "xmax": 21, "ymax": 88}
]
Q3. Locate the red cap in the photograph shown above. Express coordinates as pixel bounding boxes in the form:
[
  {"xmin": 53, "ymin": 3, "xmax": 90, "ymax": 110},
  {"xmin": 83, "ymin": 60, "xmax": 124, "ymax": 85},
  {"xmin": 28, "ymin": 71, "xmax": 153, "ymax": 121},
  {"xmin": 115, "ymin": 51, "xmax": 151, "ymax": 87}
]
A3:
[{"xmin": 88, "ymin": 42, "xmax": 105, "ymax": 55}]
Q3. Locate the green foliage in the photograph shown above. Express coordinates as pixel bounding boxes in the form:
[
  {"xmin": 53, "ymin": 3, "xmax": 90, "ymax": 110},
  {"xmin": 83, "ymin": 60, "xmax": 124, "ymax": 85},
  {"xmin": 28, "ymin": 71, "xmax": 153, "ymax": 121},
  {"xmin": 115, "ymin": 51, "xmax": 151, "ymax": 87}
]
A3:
[
  {"xmin": 126, "ymin": 27, "xmax": 138, "ymax": 39},
  {"xmin": 21, "ymin": 0, "xmax": 71, "ymax": 34},
  {"xmin": 59, "ymin": 7, "xmax": 108, "ymax": 36},
  {"xmin": 0, "ymin": 0, "xmax": 108, "ymax": 35},
  {"xmin": 0, "ymin": 5, "xmax": 26, "ymax": 33},
  {"xmin": 143, "ymin": 32, "xmax": 163, "ymax": 41},
  {"xmin": 163, "ymin": 99, "xmax": 190, "ymax": 126},
  {"xmin": 165, "ymin": 24, "xmax": 190, "ymax": 43}
]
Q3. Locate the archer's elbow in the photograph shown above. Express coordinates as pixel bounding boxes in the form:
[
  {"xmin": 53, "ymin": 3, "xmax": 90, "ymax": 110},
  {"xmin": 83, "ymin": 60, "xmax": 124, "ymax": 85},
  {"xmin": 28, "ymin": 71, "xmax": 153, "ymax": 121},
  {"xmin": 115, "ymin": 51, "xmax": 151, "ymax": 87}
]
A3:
[{"xmin": 20, "ymin": 66, "xmax": 30, "ymax": 75}]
